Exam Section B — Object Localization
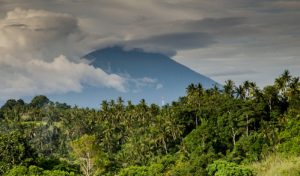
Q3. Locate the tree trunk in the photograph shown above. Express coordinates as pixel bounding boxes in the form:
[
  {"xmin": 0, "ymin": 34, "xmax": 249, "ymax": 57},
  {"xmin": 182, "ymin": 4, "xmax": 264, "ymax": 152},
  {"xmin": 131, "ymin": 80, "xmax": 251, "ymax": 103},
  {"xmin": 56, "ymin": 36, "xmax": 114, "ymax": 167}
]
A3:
[
  {"xmin": 162, "ymin": 137, "xmax": 168, "ymax": 154},
  {"xmin": 246, "ymin": 115, "xmax": 249, "ymax": 136},
  {"xmin": 232, "ymin": 127, "xmax": 236, "ymax": 146}
]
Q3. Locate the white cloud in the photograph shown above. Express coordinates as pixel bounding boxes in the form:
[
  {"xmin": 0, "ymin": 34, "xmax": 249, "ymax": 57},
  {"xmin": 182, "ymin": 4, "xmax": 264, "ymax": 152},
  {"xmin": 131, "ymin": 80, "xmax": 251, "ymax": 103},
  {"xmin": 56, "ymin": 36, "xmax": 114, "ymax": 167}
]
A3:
[
  {"xmin": 126, "ymin": 77, "xmax": 163, "ymax": 93},
  {"xmin": 0, "ymin": 55, "xmax": 126, "ymax": 99},
  {"xmin": 0, "ymin": 8, "xmax": 126, "ymax": 99},
  {"xmin": 156, "ymin": 84, "xmax": 163, "ymax": 90}
]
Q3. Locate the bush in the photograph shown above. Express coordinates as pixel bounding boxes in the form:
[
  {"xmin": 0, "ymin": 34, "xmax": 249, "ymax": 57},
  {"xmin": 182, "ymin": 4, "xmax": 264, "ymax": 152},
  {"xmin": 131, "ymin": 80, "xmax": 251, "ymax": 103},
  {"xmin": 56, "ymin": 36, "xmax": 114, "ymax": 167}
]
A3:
[
  {"xmin": 207, "ymin": 160, "xmax": 254, "ymax": 176},
  {"xmin": 230, "ymin": 133, "xmax": 267, "ymax": 163},
  {"xmin": 4, "ymin": 165, "xmax": 77, "ymax": 176},
  {"xmin": 278, "ymin": 119, "xmax": 300, "ymax": 155},
  {"xmin": 118, "ymin": 166, "xmax": 148, "ymax": 176},
  {"xmin": 5, "ymin": 166, "xmax": 28, "ymax": 176}
]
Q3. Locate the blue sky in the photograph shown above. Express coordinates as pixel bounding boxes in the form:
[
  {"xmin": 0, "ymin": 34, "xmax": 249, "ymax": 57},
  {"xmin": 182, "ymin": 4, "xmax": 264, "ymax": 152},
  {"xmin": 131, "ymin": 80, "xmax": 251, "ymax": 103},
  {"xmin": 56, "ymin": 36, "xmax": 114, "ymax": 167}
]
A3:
[{"xmin": 0, "ymin": 0, "xmax": 299, "ymax": 100}]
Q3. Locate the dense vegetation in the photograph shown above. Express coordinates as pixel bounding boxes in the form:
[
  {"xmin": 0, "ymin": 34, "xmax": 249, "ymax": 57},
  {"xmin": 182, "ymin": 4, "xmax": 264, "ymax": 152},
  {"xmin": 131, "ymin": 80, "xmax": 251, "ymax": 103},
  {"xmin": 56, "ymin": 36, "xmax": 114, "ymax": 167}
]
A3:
[{"xmin": 0, "ymin": 70, "xmax": 300, "ymax": 176}]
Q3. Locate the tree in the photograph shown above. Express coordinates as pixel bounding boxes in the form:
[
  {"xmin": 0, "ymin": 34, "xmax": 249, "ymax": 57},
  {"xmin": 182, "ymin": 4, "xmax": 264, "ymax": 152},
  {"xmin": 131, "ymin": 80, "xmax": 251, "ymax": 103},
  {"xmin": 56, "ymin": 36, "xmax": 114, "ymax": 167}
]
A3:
[
  {"xmin": 186, "ymin": 83, "xmax": 204, "ymax": 128},
  {"xmin": 235, "ymin": 85, "xmax": 245, "ymax": 99},
  {"xmin": 0, "ymin": 99, "xmax": 26, "ymax": 120},
  {"xmin": 30, "ymin": 95, "xmax": 50, "ymax": 108},
  {"xmin": 287, "ymin": 77, "xmax": 300, "ymax": 101},
  {"xmin": 263, "ymin": 86, "xmax": 279, "ymax": 112},
  {"xmin": 0, "ymin": 131, "xmax": 35, "ymax": 174},
  {"xmin": 224, "ymin": 80, "xmax": 235, "ymax": 98},
  {"xmin": 275, "ymin": 70, "xmax": 291, "ymax": 97},
  {"xmin": 70, "ymin": 135, "xmax": 108, "ymax": 176}
]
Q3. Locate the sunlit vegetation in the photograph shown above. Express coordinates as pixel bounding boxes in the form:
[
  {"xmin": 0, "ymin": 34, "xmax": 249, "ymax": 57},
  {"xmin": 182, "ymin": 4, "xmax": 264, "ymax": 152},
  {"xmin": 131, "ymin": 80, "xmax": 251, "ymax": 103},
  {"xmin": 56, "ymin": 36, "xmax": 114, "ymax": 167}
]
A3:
[{"xmin": 0, "ymin": 70, "xmax": 300, "ymax": 175}]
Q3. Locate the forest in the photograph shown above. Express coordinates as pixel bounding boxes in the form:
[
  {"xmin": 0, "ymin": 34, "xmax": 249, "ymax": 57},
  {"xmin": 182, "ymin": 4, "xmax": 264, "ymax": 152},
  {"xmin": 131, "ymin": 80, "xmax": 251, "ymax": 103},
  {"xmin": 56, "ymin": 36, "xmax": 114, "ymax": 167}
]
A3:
[{"xmin": 0, "ymin": 70, "xmax": 300, "ymax": 176}]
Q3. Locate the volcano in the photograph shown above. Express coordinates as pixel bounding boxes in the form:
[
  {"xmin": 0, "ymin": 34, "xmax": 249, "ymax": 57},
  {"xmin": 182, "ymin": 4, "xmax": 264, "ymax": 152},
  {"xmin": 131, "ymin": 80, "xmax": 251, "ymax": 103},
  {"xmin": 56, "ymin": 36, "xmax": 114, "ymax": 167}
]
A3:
[{"xmin": 49, "ymin": 47, "xmax": 219, "ymax": 107}]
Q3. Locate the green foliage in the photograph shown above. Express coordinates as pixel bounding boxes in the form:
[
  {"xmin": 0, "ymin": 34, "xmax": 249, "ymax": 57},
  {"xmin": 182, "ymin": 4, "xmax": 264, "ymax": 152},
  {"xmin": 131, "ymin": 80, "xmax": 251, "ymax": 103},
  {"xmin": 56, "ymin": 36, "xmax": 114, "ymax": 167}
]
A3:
[
  {"xmin": 30, "ymin": 95, "xmax": 50, "ymax": 108},
  {"xmin": 230, "ymin": 133, "xmax": 267, "ymax": 163},
  {"xmin": 28, "ymin": 165, "xmax": 44, "ymax": 175},
  {"xmin": 118, "ymin": 166, "xmax": 149, "ymax": 176},
  {"xmin": 70, "ymin": 134, "xmax": 109, "ymax": 175},
  {"xmin": 0, "ymin": 70, "xmax": 299, "ymax": 175},
  {"xmin": 36, "ymin": 157, "xmax": 80, "ymax": 173},
  {"xmin": 0, "ymin": 131, "xmax": 35, "ymax": 173},
  {"xmin": 277, "ymin": 118, "xmax": 300, "ymax": 155},
  {"xmin": 43, "ymin": 170, "xmax": 76, "ymax": 176},
  {"xmin": 5, "ymin": 165, "xmax": 76, "ymax": 176},
  {"xmin": 207, "ymin": 160, "xmax": 254, "ymax": 176},
  {"xmin": 5, "ymin": 166, "xmax": 28, "ymax": 176}
]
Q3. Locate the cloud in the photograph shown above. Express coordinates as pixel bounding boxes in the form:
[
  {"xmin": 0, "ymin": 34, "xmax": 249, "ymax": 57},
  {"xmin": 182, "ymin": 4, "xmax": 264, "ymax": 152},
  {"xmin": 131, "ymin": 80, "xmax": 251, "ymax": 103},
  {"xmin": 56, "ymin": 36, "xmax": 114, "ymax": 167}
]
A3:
[
  {"xmin": 123, "ymin": 76, "xmax": 163, "ymax": 93},
  {"xmin": 176, "ymin": 17, "xmax": 246, "ymax": 32},
  {"xmin": 273, "ymin": 1, "xmax": 300, "ymax": 10},
  {"xmin": 208, "ymin": 70, "xmax": 257, "ymax": 77},
  {"xmin": 0, "ymin": 8, "xmax": 126, "ymax": 99},
  {"xmin": 156, "ymin": 84, "xmax": 163, "ymax": 90},
  {"xmin": 0, "ymin": 8, "xmax": 90, "ymax": 60},
  {"xmin": 0, "ymin": 0, "xmax": 299, "ymax": 90},
  {"xmin": 126, "ymin": 32, "xmax": 216, "ymax": 56},
  {"xmin": 0, "ymin": 55, "xmax": 126, "ymax": 99}
]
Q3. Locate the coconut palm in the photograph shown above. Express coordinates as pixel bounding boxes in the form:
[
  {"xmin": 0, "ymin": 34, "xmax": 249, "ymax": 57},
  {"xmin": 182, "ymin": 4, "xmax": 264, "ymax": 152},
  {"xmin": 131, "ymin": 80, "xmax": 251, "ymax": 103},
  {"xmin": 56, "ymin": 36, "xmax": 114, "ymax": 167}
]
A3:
[{"xmin": 224, "ymin": 80, "xmax": 235, "ymax": 97}]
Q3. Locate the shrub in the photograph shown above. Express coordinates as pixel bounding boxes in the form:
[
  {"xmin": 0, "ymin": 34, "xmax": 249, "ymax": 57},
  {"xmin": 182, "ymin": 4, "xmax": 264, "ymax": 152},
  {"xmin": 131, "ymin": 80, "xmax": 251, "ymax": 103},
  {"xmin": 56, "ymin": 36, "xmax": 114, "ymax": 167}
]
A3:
[{"xmin": 207, "ymin": 160, "xmax": 254, "ymax": 176}]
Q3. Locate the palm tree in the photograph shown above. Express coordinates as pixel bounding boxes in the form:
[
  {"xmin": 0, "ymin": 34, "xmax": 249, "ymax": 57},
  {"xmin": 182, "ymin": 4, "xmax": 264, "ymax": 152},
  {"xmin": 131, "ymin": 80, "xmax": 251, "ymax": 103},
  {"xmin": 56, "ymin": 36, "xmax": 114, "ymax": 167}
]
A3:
[
  {"xmin": 249, "ymin": 82, "xmax": 258, "ymax": 98},
  {"xmin": 101, "ymin": 101, "xmax": 109, "ymax": 112},
  {"xmin": 275, "ymin": 70, "xmax": 292, "ymax": 97},
  {"xmin": 186, "ymin": 84, "xmax": 196, "ymax": 96},
  {"xmin": 224, "ymin": 80, "xmax": 235, "ymax": 97},
  {"xmin": 235, "ymin": 85, "xmax": 245, "ymax": 99},
  {"xmin": 287, "ymin": 77, "xmax": 300, "ymax": 100},
  {"xmin": 243, "ymin": 81, "xmax": 251, "ymax": 99}
]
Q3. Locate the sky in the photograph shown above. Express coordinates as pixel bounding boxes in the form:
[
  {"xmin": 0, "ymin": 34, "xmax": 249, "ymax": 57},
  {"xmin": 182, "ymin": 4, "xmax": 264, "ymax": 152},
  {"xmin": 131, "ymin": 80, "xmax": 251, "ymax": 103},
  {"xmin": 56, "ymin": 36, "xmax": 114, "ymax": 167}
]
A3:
[{"xmin": 0, "ymin": 0, "xmax": 299, "ymax": 100}]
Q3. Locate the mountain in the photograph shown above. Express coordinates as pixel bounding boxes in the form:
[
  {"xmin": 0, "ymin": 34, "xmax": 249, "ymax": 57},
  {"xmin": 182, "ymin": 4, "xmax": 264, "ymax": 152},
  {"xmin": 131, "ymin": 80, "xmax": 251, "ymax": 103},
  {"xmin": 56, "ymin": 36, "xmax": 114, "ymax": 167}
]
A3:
[{"xmin": 49, "ymin": 47, "xmax": 219, "ymax": 107}]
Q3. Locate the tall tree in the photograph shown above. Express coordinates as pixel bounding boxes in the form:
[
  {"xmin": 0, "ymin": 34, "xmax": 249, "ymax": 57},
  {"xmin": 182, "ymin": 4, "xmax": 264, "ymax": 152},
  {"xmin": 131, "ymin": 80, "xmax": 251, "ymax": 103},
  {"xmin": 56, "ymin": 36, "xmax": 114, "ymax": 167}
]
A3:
[{"xmin": 224, "ymin": 80, "xmax": 235, "ymax": 98}]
